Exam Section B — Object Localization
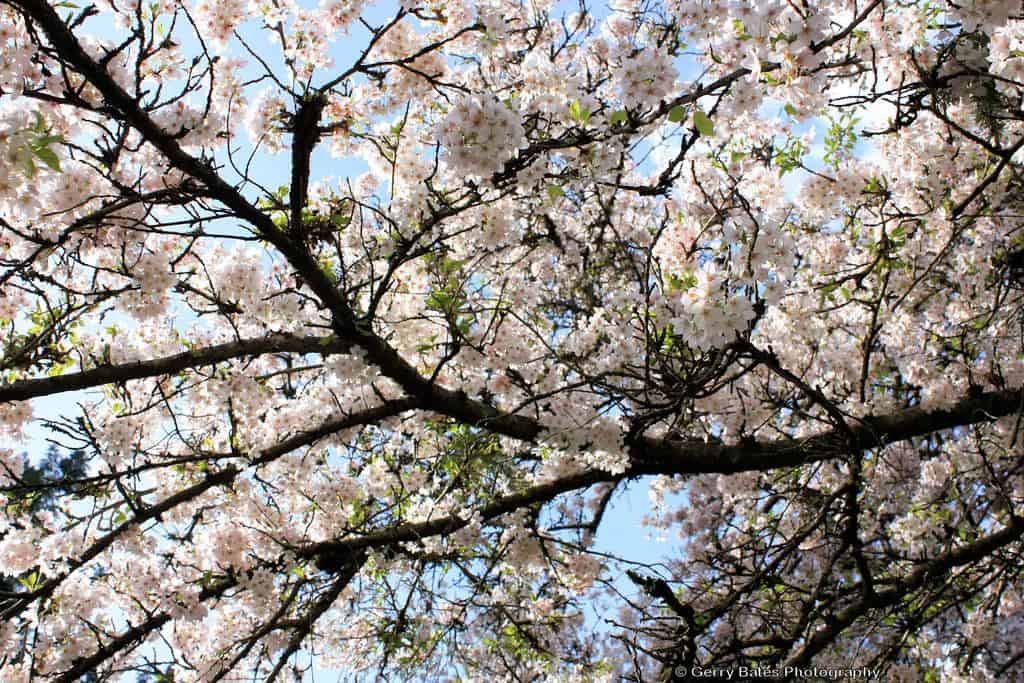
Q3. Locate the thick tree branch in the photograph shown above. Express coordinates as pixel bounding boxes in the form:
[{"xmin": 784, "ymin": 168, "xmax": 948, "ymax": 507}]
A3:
[
  {"xmin": 288, "ymin": 93, "xmax": 327, "ymax": 234},
  {"xmin": 300, "ymin": 389, "xmax": 1024, "ymax": 567},
  {"xmin": 54, "ymin": 576, "xmax": 237, "ymax": 683},
  {"xmin": 0, "ymin": 333, "xmax": 350, "ymax": 403}
]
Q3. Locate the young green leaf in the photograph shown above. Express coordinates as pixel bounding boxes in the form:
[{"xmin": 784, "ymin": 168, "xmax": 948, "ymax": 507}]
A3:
[
  {"xmin": 34, "ymin": 147, "xmax": 61, "ymax": 172},
  {"xmin": 568, "ymin": 99, "xmax": 590, "ymax": 124},
  {"xmin": 693, "ymin": 110, "xmax": 714, "ymax": 136}
]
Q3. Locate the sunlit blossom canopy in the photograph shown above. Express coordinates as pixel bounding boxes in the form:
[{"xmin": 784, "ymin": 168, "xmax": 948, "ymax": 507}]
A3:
[{"xmin": 1, "ymin": 0, "xmax": 1024, "ymax": 680}]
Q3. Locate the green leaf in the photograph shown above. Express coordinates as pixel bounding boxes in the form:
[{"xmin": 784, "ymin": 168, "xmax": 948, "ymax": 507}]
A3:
[
  {"xmin": 426, "ymin": 290, "xmax": 452, "ymax": 312},
  {"xmin": 19, "ymin": 571, "xmax": 41, "ymax": 591},
  {"xmin": 568, "ymin": 99, "xmax": 590, "ymax": 124},
  {"xmin": 667, "ymin": 105, "xmax": 685, "ymax": 123},
  {"xmin": 546, "ymin": 184, "xmax": 565, "ymax": 200},
  {"xmin": 667, "ymin": 271, "xmax": 698, "ymax": 292},
  {"xmin": 34, "ymin": 147, "xmax": 61, "ymax": 172},
  {"xmin": 693, "ymin": 110, "xmax": 714, "ymax": 137},
  {"xmin": 34, "ymin": 134, "xmax": 63, "ymax": 147},
  {"xmin": 823, "ymin": 112, "xmax": 859, "ymax": 168},
  {"xmin": 784, "ymin": 103, "xmax": 798, "ymax": 117},
  {"xmin": 610, "ymin": 110, "xmax": 628, "ymax": 125},
  {"xmin": 47, "ymin": 357, "xmax": 74, "ymax": 377}
]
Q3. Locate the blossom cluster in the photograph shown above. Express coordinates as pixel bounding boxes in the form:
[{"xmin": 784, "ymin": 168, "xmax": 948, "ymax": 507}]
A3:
[{"xmin": 436, "ymin": 95, "xmax": 526, "ymax": 180}]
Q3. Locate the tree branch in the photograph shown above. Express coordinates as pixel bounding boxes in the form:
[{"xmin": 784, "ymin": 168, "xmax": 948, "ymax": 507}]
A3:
[{"xmin": 0, "ymin": 333, "xmax": 350, "ymax": 403}]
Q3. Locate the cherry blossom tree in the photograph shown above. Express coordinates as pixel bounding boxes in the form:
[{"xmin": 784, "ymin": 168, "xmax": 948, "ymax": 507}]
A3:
[{"xmin": 2, "ymin": 0, "xmax": 1024, "ymax": 679}]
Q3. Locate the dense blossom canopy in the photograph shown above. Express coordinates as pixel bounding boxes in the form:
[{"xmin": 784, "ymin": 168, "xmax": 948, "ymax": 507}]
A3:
[{"xmin": 1, "ymin": 0, "xmax": 1024, "ymax": 680}]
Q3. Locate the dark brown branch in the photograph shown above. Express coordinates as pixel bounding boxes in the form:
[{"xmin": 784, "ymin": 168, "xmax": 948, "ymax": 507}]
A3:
[
  {"xmin": 55, "ymin": 576, "xmax": 237, "ymax": 683},
  {"xmin": 300, "ymin": 388, "xmax": 1024, "ymax": 568},
  {"xmin": 0, "ymin": 333, "xmax": 349, "ymax": 403},
  {"xmin": 288, "ymin": 93, "xmax": 327, "ymax": 234},
  {"xmin": 782, "ymin": 515, "xmax": 1024, "ymax": 667}
]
